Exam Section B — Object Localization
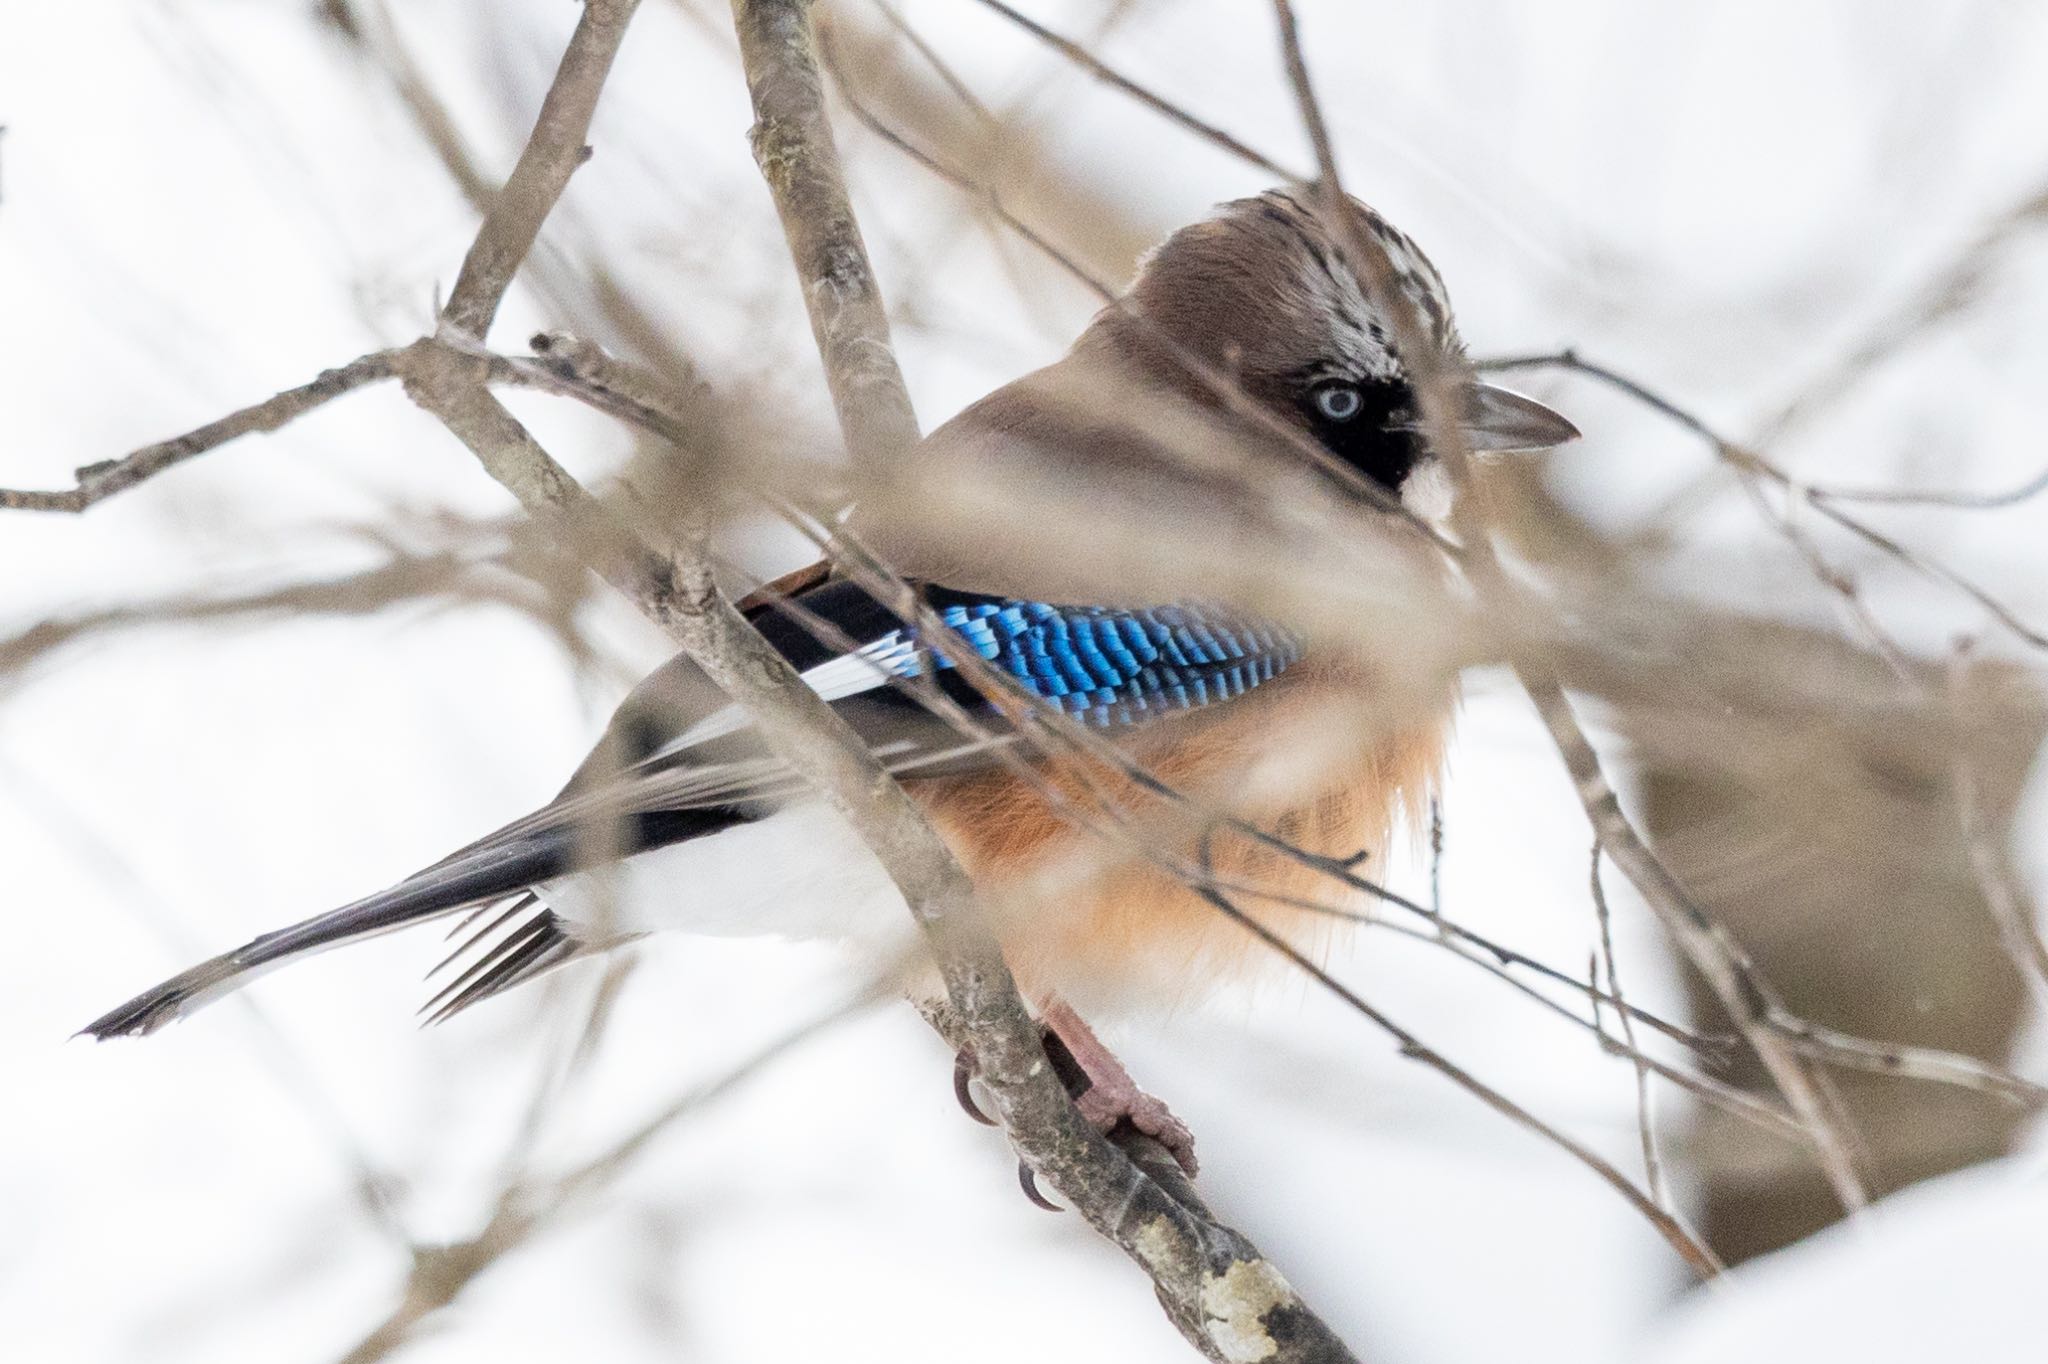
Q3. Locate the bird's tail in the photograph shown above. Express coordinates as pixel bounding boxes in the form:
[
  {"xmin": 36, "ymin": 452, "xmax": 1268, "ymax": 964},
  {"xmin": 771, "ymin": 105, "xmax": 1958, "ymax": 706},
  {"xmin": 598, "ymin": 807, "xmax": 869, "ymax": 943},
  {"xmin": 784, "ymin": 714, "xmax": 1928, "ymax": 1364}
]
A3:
[{"xmin": 78, "ymin": 837, "xmax": 570, "ymax": 1040}]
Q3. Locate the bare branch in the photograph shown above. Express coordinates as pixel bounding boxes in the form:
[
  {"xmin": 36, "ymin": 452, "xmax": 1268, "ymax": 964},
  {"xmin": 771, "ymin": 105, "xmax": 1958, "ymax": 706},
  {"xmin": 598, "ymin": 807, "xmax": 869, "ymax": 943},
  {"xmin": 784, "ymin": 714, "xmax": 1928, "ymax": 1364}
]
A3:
[
  {"xmin": 731, "ymin": 0, "xmax": 920, "ymax": 473},
  {"xmin": 1524, "ymin": 679, "xmax": 1874, "ymax": 1210},
  {"xmin": 1591, "ymin": 845, "xmax": 1668, "ymax": 1208},
  {"xmin": 1192, "ymin": 880, "xmax": 1723, "ymax": 1278},
  {"xmin": 729, "ymin": 3, "xmax": 1364, "ymax": 1358},
  {"xmin": 440, "ymin": 0, "xmax": 642, "ymax": 340},
  {"xmin": 0, "ymin": 351, "xmax": 398, "ymax": 513},
  {"xmin": 395, "ymin": 341, "xmax": 686, "ymax": 620},
  {"xmin": 1807, "ymin": 466, "xmax": 2048, "ymax": 511},
  {"xmin": 971, "ymin": 0, "xmax": 1301, "ymax": 182},
  {"xmin": 1756, "ymin": 179, "xmax": 2048, "ymax": 447},
  {"xmin": 1270, "ymin": 0, "xmax": 1869, "ymax": 1222},
  {"xmin": 1482, "ymin": 350, "xmax": 2048, "ymax": 653},
  {"xmin": 0, "ymin": 524, "xmax": 562, "ymax": 685},
  {"xmin": 1763, "ymin": 1011, "xmax": 2048, "ymax": 1108}
]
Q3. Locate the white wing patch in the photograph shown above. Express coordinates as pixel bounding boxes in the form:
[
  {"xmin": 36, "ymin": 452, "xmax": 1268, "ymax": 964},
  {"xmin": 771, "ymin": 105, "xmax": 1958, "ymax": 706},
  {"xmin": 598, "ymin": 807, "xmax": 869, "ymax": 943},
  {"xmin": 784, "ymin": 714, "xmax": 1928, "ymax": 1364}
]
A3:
[
  {"xmin": 794, "ymin": 631, "xmax": 921, "ymax": 703},
  {"xmin": 646, "ymin": 628, "xmax": 924, "ymax": 763}
]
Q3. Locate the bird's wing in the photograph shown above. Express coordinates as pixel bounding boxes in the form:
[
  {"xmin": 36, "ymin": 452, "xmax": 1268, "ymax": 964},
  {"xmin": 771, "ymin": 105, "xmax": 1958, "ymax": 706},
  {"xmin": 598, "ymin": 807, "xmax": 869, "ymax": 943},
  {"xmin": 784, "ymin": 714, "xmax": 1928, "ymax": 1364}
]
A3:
[
  {"xmin": 566, "ymin": 576, "xmax": 1310, "ymax": 803},
  {"xmin": 81, "ymin": 571, "xmax": 1303, "ymax": 1037},
  {"xmin": 409, "ymin": 578, "xmax": 1311, "ymax": 1023}
]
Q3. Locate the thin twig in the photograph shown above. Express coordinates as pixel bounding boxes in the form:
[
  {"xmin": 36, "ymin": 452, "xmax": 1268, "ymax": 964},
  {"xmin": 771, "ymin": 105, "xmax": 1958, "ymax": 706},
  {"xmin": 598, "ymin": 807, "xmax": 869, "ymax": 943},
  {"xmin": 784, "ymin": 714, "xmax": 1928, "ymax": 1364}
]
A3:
[
  {"xmin": 1480, "ymin": 350, "xmax": 2048, "ymax": 653},
  {"xmin": 1948, "ymin": 642, "xmax": 2048, "ymax": 1000},
  {"xmin": 331, "ymin": 986, "xmax": 879, "ymax": 1364},
  {"xmin": 816, "ymin": 34, "xmax": 1116, "ymax": 300},
  {"xmin": 969, "ymin": 0, "xmax": 1301, "ymax": 182},
  {"xmin": 1590, "ymin": 844, "xmax": 1667, "ymax": 1207},
  {"xmin": 1193, "ymin": 878, "xmax": 1722, "ymax": 1278},
  {"xmin": 0, "ymin": 351, "xmax": 399, "ymax": 513},
  {"xmin": 1265, "ymin": 19, "xmax": 1872, "ymax": 1206},
  {"xmin": 1807, "ymin": 466, "xmax": 2048, "ymax": 511},
  {"xmin": 1522, "ymin": 679, "xmax": 1874, "ymax": 1211},
  {"xmin": 1764, "ymin": 1011, "xmax": 2048, "ymax": 1107},
  {"xmin": 861, "ymin": 0, "xmax": 999, "ymax": 128},
  {"xmin": 1755, "ymin": 180, "xmax": 2048, "ymax": 448},
  {"xmin": 439, "ymin": 0, "xmax": 642, "ymax": 340}
]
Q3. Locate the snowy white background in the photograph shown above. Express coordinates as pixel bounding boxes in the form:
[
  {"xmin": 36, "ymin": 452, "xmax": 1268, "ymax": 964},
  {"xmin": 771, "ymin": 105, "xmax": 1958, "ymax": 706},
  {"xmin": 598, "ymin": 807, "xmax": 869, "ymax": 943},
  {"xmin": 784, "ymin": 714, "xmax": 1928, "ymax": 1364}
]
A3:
[{"xmin": 5, "ymin": 2, "xmax": 2048, "ymax": 1361}]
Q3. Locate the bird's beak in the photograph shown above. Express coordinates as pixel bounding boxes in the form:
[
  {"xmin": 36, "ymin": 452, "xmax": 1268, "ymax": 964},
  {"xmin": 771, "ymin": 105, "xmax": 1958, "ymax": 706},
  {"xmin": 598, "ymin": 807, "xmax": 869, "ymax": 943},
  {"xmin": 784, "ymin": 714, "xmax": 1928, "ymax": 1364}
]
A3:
[{"xmin": 1459, "ymin": 381, "xmax": 1580, "ymax": 452}]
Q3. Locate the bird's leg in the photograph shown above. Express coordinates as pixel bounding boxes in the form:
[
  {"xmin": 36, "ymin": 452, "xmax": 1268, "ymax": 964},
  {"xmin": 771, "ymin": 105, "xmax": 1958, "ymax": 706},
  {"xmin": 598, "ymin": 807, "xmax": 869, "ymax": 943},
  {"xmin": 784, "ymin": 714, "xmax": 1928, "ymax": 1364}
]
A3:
[
  {"xmin": 1038, "ymin": 998, "xmax": 1197, "ymax": 1176},
  {"xmin": 950, "ymin": 999, "xmax": 1197, "ymax": 1208}
]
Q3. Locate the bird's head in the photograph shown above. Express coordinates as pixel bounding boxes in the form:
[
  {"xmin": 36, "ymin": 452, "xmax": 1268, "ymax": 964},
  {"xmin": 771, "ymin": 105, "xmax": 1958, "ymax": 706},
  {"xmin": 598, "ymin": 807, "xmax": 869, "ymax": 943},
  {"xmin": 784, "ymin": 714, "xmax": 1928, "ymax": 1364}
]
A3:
[{"xmin": 1110, "ymin": 186, "xmax": 1578, "ymax": 520}]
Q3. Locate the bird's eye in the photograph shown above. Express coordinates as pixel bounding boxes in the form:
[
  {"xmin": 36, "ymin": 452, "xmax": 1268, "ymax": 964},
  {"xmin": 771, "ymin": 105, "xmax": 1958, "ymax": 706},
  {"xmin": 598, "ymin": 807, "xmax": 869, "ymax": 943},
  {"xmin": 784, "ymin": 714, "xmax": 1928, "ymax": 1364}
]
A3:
[{"xmin": 1312, "ymin": 383, "xmax": 1364, "ymax": 422}]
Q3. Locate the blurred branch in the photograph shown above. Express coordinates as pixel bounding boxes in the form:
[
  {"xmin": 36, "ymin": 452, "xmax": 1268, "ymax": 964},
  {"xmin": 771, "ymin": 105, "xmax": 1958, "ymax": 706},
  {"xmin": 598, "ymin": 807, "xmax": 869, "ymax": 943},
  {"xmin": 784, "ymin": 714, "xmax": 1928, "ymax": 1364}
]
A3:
[
  {"xmin": 0, "ymin": 519, "xmax": 569, "ymax": 685},
  {"xmin": 971, "ymin": 0, "xmax": 1300, "ymax": 181},
  {"xmin": 1950, "ymin": 644, "xmax": 2048, "ymax": 999},
  {"xmin": 1807, "ymin": 464, "xmax": 2048, "ymax": 511},
  {"xmin": 1482, "ymin": 350, "xmax": 2048, "ymax": 653},
  {"xmin": 815, "ymin": 29, "xmax": 1116, "ymax": 300},
  {"xmin": 1615, "ymin": 176, "xmax": 2048, "ymax": 536},
  {"xmin": 1272, "ymin": 0, "xmax": 1876, "ymax": 1215},
  {"xmin": 1194, "ymin": 877, "xmax": 1722, "ymax": 1277},
  {"xmin": 509, "ymin": 324, "xmax": 1827, "ymax": 1237},
  {"xmin": 333, "ymin": 985, "xmax": 881, "ymax": 1364},
  {"xmin": 862, "ymin": 0, "xmax": 997, "ymax": 127},
  {"xmin": 818, "ymin": 2, "xmax": 1162, "ymax": 293},
  {"xmin": 1522, "ymin": 678, "xmax": 1873, "ymax": 1211},
  {"xmin": 0, "ymin": 351, "xmax": 398, "ymax": 513},
  {"xmin": 1756, "ymin": 178, "xmax": 2048, "ymax": 448},
  {"xmin": 1590, "ymin": 845, "xmax": 1669, "ymax": 1210},
  {"xmin": 322, "ymin": 0, "xmax": 491, "ymax": 203}
]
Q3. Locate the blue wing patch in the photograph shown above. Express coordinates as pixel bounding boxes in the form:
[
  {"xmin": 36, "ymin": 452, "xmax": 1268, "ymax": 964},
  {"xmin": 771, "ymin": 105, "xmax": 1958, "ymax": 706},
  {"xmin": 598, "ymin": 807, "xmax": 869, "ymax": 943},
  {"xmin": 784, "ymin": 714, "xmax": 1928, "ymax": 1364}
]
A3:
[{"xmin": 891, "ymin": 600, "xmax": 1303, "ymax": 727}]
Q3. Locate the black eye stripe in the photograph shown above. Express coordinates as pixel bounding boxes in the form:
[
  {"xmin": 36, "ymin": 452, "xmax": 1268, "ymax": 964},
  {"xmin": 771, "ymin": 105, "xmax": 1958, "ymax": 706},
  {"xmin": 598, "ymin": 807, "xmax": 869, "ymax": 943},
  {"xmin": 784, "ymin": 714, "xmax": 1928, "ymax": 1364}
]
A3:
[{"xmin": 1292, "ymin": 374, "xmax": 1420, "ymax": 494}]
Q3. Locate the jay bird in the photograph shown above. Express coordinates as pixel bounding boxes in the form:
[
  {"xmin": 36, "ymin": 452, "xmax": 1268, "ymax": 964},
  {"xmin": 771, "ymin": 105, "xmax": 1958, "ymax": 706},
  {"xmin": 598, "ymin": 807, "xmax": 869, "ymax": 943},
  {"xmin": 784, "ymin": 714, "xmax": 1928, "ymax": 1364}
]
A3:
[{"xmin": 82, "ymin": 187, "xmax": 1578, "ymax": 1175}]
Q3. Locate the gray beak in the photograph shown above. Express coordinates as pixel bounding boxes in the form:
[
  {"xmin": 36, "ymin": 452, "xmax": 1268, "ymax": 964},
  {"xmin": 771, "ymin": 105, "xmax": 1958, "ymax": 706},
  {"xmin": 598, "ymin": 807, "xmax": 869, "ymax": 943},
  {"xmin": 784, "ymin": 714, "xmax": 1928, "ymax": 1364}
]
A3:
[{"xmin": 1460, "ymin": 381, "xmax": 1580, "ymax": 452}]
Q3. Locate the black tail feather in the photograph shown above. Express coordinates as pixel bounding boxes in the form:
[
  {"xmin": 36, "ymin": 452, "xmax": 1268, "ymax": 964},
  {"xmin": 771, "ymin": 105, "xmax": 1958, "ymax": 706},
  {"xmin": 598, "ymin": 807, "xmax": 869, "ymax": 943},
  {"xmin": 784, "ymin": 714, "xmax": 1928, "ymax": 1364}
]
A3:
[
  {"xmin": 419, "ymin": 902, "xmax": 594, "ymax": 1026},
  {"xmin": 79, "ymin": 838, "xmax": 569, "ymax": 1040},
  {"xmin": 76, "ymin": 951, "xmax": 264, "ymax": 1040}
]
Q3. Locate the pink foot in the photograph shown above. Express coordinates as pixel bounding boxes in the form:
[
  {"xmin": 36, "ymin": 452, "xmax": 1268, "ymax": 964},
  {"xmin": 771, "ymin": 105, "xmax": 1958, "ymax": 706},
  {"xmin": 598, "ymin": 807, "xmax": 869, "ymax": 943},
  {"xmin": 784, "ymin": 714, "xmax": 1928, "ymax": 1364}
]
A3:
[
  {"xmin": 950, "ymin": 1002, "xmax": 1199, "ymax": 1207},
  {"xmin": 1040, "ymin": 999, "xmax": 1198, "ymax": 1176}
]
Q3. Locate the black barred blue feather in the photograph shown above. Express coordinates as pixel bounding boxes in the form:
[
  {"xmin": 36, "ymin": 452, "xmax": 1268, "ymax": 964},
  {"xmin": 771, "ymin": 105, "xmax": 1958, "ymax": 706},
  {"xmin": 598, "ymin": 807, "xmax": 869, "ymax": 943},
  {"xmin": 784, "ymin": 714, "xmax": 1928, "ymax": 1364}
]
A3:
[{"xmin": 890, "ymin": 599, "xmax": 1303, "ymax": 726}]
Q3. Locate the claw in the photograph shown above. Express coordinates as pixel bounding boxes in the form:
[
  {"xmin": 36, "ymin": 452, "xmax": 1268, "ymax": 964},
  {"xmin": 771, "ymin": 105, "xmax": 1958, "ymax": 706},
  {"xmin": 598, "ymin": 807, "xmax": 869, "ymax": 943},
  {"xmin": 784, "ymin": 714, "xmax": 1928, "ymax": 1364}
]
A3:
[
  {"xmin": 953, "ymin": 1046, "xmax": 997, "ymax": 1126},
  {"xmin": 1018, "ymin": 1161, "xmax": 1061, "ymax": 1212}
]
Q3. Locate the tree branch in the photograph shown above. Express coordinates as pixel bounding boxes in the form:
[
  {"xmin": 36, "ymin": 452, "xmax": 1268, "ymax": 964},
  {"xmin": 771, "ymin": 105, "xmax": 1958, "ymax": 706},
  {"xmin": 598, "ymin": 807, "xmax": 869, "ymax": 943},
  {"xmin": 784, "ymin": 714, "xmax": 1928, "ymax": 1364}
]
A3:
[
  {"xmin": 1270, "ymin": 0, "xmax": 1873, "ymax": 1216},
  {"xmin": 0, "ymin": 350, "xmax": 399, "ymax": 513},
  {"xmin": 439, "ymin": 0, "xmax": 642, "ymax": 340},
  {"xmin": 728, "ymin": 2, "xmax": 1362, "ymax": 1358},
  {"xmin": 970, "ymin": 0, "xmax": 1300, "ymax": 182},
  {"xmin": 731, "ymin": 0, "xmax": 920, "ymax": 474}
]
